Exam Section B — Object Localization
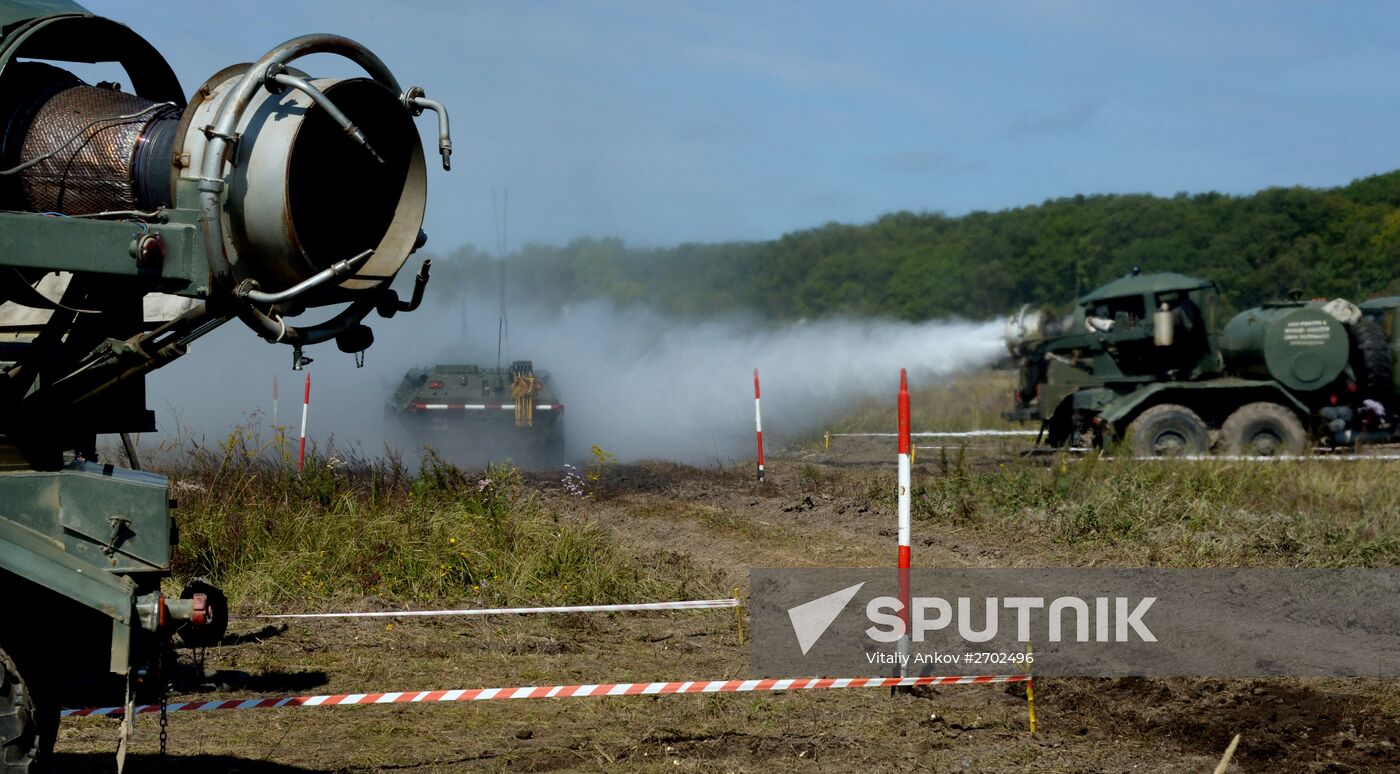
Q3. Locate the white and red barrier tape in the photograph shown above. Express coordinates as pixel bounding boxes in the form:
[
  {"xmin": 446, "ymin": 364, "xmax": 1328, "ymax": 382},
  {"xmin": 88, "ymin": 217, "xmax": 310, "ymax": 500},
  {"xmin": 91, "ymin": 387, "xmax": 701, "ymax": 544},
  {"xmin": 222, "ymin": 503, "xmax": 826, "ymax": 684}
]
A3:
[
  {"xmin": 62, "ymin": 675, "xmax": 1031, "ymax": 717},
  {"xmin": 410, "ymin": 403, "xmax": 561, "ymax": 411},
  {"xmin": 253, "ymin": 598, "xmax": 739, "ymax": 620},
  {"xmin": 1131, "ymin": 454, "xmax": 1400, "ymax": 462},
  {"xmin": 832, "ymin": 430, "xmax": 1038, "ymax": 438}
]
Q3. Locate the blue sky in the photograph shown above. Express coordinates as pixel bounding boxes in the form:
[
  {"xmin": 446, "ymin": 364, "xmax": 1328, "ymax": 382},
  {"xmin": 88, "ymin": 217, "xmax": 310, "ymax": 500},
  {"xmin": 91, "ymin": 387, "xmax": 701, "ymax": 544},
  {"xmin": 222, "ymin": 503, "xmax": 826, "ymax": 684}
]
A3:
[{"xmin": 85, "ymin": 1, "xmax": 1400, "ymax": 252}]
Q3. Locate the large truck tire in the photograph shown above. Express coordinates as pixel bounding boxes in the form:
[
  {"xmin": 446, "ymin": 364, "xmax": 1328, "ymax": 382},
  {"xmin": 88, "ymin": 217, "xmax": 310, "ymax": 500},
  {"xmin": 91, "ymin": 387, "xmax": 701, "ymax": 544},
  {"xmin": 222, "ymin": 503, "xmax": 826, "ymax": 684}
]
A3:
[
  {"xmin": 0, "ymin": 648, "xmax": 44, "ymax": 773},
  {"xmin": 1349, "ymin": 319, "xmax": 1394, "ymax": 400},
  {"xmin": 1126, "ymin": 404, "xmax": 1210, "ymax": 457},
  {"xmin": 1221, "ymin": 402, "xmax": 1308, "ymax": 457}
]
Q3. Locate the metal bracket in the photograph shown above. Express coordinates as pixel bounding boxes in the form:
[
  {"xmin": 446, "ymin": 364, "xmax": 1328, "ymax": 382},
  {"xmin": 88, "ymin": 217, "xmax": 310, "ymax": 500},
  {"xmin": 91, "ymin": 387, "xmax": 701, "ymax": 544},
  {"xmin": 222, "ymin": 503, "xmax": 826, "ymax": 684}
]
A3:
[
  {"xmin": 292, "ymin": 345, "xmax": 313, "ymax": 370},
  {"xmin": 105, "ymin": 516, "xmax": 132, "ymax": 557},
  {"xmin": 199, "ymin": 125, "xmax": 240, "ymax": 148}
]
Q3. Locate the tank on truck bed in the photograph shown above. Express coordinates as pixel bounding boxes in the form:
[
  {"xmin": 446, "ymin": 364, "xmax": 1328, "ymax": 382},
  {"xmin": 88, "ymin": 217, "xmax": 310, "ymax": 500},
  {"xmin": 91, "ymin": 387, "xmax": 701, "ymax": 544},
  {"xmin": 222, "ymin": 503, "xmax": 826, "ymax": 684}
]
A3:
[
  {"xmin": 1004, "ymin": 270, "xmax": 1397, "ymax": 455},
  {"xmin": 388, "ymin": 360, "xmax": 565, "ymax": 469}
]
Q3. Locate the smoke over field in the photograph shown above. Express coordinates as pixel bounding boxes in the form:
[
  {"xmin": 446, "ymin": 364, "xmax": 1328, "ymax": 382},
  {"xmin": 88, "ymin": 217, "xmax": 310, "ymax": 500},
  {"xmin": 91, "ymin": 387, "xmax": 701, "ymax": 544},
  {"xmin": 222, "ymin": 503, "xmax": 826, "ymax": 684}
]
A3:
[{"xmin": 142, "ymin": 288, "xmax": 1004, "ymax": 465}]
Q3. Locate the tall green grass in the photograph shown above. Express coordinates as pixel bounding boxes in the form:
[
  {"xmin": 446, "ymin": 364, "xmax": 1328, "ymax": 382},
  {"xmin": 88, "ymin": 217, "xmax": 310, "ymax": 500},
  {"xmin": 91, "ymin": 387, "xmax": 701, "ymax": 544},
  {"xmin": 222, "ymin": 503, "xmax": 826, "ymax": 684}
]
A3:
[
  {"xmin": 913, "ymin": 449, "xmax": 1400, "ymax": 567},
  {"xmin": 829, "ymin": 371, "xmax": 1020, "ymax": 433},
  {"xmin": 158, "ymin": 428, "xmax": 695, "ymax": 609}
]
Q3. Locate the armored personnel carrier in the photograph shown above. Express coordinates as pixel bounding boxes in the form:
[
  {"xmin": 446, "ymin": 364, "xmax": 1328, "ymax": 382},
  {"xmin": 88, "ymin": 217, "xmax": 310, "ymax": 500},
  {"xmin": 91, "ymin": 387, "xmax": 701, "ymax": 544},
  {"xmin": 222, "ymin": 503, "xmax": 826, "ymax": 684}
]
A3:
[{"xmin": 388, "ymin": 360, "xmax": 565, "ymax": 468}]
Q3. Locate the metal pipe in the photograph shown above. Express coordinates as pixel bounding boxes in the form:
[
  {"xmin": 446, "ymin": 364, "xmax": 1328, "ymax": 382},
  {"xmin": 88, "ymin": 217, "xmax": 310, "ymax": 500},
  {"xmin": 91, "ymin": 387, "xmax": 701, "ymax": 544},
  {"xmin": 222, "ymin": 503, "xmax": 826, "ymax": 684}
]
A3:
[
  {"xmin": 119, "ymin": 433, "xmax": 141, "ymax": 471},
  {"xmin": 195, "ymin": 34, "xmax": 402, "ymax": 341},
  {"xmin": 238, "ymin": 295, "xmax": 379, "ymax": 347},
  {"xmin": 269, "ymin": 71, "xmax": 383, "ymax": 163},
  {"xmin": 238, "ymin": 249, "xmax": 372, "ymax": 305},
  {"xmin": 409, "ymin": 95, "xmax": 451, "ymax": 171},
  {"xmin": 400, "ymin": 259, "xmax": 430, "ymax": 312}
]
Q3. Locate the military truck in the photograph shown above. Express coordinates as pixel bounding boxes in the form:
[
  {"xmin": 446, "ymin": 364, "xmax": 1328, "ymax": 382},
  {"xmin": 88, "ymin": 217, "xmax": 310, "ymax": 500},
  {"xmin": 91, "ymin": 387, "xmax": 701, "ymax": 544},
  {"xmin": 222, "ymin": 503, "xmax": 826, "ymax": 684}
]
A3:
[
  {"xmin": 1004, "ymin": 270, "xmax": 1397, "ymax": 455},
  {"xmin": 0, "ymin": 1, "xmax": 449, "ymax": 766},
  {"xmin": 388, "ymin": 360, "xmax": 565, "ymax": 468}
]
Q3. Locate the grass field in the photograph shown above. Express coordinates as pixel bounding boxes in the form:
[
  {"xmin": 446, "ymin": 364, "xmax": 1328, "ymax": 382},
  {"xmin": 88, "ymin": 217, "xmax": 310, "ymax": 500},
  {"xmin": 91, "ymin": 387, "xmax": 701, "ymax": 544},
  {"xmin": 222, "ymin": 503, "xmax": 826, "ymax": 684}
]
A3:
[
  {"xmin": 57, "ymin": 370, "xmax": 1400, "ymax": 772},
  {"xmin": 827, "ymin": 370, "xmax": 1021, "ymax": 434}
]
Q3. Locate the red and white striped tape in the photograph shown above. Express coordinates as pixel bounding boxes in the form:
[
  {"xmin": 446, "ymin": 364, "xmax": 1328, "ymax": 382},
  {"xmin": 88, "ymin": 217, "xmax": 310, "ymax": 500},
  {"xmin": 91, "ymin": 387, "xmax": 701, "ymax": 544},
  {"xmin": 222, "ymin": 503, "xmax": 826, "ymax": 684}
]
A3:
[
  {"xmin": 410, "ymin": 402, "xmax": 561, "ymax": 411},
  {"xmin": 1133, "ymin": 454, "xmax": 1400, "ymax": 462},
  {"xmin": 831, "ymin": 430, "xmax": 1038, "ymax": 438},
  {"xmin": 62, "ymin": 675, "xmax": 1031, "ymax": 717},
  {"xmin": 254, "ymin": 598, "xmax": 738, "ymax": 620}
]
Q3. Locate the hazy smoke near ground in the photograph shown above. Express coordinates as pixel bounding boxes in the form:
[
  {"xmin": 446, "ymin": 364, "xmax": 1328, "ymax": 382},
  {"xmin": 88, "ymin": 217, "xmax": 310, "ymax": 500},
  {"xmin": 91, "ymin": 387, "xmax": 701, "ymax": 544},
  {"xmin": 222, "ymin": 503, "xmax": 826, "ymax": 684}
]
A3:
[{"xmin": 140, "ymin": 288, "xmax": 1003, "ymax": 466}]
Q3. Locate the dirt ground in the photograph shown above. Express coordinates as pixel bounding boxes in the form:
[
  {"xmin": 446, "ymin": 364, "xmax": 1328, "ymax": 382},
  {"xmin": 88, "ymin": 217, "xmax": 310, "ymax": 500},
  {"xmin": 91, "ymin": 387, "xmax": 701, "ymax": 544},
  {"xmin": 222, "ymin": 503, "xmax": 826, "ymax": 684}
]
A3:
[{"xmin": 54, "ymin": 444, "xmax": 1400, "ymax": 772}]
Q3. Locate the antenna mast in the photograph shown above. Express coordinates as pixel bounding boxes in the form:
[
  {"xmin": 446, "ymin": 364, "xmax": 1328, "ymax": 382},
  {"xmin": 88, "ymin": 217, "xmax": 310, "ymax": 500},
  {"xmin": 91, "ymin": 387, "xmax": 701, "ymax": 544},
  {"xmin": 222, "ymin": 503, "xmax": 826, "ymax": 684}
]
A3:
[{"xmin": 492, "ymin": 187, "xmax": 509, "ymax": 373}]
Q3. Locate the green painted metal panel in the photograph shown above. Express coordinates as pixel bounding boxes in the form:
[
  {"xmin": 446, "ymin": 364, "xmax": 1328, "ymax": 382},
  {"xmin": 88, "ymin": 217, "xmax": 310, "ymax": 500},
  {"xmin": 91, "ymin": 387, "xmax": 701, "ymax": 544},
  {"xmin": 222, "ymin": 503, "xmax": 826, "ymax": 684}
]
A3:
[
  {"xmin": 0, "ymin": 516, "xmax": 134, "ymax": 623},
  {"xmin": 0, "ymin": 465, "xmax": 170, "ymax": 574},
  {"xmin": 1219, "ymin": 304, "xmax": 1349, "ymax": 393},
  {"xmin": 0, "ymin": 211, "xmax": 206, "ymax": 295},
  {"xmin": 1097, "ymin": 379, "xmax": 1308, "ymax": 426},
  {"xmin": 0, "ymin": 0, "xmax": 86, "ymax": 32},
  {"xmin": 1079, "ymin": 272, "xmax": 1213, "ymax": 305}
]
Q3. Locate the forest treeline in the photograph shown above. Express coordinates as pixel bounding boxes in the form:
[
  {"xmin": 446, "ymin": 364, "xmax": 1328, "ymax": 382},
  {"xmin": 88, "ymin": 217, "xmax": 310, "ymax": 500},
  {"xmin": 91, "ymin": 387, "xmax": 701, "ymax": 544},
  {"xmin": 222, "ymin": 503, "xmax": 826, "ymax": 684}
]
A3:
[{"xmin": 427, "ymin": 170, "xmax": 1400, "ymax": 321}]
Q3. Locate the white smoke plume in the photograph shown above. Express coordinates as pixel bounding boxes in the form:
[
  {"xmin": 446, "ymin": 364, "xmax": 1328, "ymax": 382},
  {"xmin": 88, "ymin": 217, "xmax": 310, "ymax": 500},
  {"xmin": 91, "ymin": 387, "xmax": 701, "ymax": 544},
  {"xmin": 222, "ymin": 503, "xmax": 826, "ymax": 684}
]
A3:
[{"xmin": 140, "ymin": 288, "xmax": 1004, "ymax": 465}]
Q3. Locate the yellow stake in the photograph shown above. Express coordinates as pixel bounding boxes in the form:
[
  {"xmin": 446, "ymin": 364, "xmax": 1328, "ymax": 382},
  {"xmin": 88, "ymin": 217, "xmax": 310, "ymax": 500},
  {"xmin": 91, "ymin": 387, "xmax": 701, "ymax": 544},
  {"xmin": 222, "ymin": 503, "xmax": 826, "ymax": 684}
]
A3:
[
  {"xmin": 1026, "ymin": 642, "xmax": 1037, "ymax": 734},
  {"xmin": 733, "ymin": 586, "xmax": 745, "ymax": 646},
  {"xmin": 911, "ymin": 444, "xmax": 916, "ymax": 464},
  {"xmin": 824, "ymin": 431, "xmax": 830, "ymax": 449}
]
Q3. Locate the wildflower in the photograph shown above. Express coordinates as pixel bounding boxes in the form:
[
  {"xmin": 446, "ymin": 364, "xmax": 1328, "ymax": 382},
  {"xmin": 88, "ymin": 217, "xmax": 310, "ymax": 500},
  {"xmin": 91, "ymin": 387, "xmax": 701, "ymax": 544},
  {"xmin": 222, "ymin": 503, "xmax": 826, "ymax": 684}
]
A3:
[{"xmin": 449, "ymin": 537, "xmax": 456, "ymax": 544}]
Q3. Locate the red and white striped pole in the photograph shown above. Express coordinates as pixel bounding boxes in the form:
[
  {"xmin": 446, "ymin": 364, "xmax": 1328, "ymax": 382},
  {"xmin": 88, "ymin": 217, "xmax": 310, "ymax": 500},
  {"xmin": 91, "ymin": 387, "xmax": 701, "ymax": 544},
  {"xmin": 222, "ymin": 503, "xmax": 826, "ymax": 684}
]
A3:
[
  {"xmin": 754, "ymin": 368, "xmax": 765, "ymax": 483},
  {"xmin": 297, "ymin": 372, "xmax": 310, "ymax": 472},
  {"xmin": 897, "ymin": 368, "xmax": 912, "ymax": 676}
]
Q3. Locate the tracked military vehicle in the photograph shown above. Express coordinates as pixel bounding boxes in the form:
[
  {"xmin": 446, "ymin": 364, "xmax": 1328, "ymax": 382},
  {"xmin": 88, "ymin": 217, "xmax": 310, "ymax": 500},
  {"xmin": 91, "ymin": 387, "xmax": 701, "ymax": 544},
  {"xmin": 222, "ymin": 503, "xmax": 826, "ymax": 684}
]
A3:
[
  {"xmin": 0, "ymin": 1, "xmax": 450, "ymax": 766},
  {"xmin": 388, "ymin": 360, "xmax": 565, "ymax": 468},
  {"xmin": 1005, "ymin": 270, "xmax": 1397, "ymax": 456}
]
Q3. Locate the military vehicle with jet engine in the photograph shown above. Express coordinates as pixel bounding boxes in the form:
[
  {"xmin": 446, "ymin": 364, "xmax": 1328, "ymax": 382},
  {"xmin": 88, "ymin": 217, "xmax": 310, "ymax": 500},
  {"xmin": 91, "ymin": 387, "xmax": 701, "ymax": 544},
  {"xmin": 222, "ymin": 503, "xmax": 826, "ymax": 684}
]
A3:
[
  {"xmin": 0, "ymin": 1, "xmax": 450, "ymax": 766},
  {"xmin": 1004, "ymin": 270, "xmax": 1396, "ymax": 455}
]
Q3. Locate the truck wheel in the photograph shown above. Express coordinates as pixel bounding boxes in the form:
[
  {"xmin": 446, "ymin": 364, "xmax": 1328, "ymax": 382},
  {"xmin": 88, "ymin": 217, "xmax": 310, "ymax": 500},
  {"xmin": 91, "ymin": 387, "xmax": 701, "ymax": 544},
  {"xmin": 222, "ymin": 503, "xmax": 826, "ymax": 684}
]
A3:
[
  {"xmin": 0, "ymin": 648, "xmax": 43, "ymax": 773},
  {"xmin": 1126, "ymin": 404, "xmax": 1209, "ymax": 457},
  {"xmin": 1221, "ymin": 402, "xmax": 1307, "ymax": 457},
  {"xmin": 1349, "ymin": 319, "xmax": 1394, "ymax": 399}
]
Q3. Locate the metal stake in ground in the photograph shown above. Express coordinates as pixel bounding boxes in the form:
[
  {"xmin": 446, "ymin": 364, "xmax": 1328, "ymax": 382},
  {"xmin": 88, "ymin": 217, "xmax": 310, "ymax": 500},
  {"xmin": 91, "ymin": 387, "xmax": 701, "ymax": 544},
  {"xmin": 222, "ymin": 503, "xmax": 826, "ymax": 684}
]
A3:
[
  {"xmin": 297, "ymin": 372, "xmax": 310, "ymax": 472},
  {"xmin": 754, "ymin": 368, "xmax": 765, "ymax": 483},
  {"xmin": 272, "ymin": 374, "xmax": 278, "ymax": 427},
  {"xmin": 897, "ymin": 368, "xmax": 912, "ymax": 678}
]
